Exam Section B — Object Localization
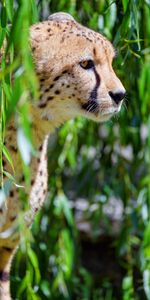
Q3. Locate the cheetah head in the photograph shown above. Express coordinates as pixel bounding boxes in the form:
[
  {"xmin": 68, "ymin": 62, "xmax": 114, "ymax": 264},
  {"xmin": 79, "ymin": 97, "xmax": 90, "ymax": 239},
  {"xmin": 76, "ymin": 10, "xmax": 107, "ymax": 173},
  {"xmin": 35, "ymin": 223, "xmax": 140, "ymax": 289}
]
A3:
[{"xmin": 30, "ymin": 12, "xmax": 126, "ymax": 124}]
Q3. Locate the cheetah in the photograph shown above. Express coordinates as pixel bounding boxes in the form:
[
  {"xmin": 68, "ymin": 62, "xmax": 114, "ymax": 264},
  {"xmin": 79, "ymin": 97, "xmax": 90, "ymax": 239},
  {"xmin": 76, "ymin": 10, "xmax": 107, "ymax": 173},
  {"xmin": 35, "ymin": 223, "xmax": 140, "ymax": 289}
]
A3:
[{"xmin": 0, "ymin": 12, "xmax": 126, "ymax": 299}]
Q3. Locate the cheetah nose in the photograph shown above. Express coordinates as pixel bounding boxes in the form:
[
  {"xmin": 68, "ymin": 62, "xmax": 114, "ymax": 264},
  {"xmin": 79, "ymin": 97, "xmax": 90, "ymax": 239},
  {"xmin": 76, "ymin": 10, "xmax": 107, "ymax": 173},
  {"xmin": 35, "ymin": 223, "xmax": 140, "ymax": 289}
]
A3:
[{"xmin": 109, "ymin": 90, "xmax": 126, "ymax": 105}]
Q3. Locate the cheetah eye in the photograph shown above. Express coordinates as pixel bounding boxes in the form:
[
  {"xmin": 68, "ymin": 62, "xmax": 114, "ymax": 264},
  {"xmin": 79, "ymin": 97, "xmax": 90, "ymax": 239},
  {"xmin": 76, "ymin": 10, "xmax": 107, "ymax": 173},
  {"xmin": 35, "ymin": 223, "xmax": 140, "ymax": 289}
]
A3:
[{"xmin": 79, "ymin": 59, "xmax": 94, "ymax": 70}]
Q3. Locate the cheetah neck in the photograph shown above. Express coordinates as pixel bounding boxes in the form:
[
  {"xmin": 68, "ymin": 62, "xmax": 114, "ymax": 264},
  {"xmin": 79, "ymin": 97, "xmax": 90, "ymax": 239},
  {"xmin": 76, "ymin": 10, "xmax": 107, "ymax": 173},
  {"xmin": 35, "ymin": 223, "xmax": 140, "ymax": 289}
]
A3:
[{"xmin": 30, "ymin": 103, "xmax": 73, "ymax": 147}]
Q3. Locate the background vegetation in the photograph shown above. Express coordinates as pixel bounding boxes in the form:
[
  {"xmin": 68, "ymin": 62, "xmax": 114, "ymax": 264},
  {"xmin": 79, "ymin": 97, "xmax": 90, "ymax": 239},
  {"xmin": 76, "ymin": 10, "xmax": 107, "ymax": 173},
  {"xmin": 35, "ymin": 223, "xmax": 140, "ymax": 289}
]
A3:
[{"xmin": 0, "ymin": 0, "xmax": 150, "ymax": 299}]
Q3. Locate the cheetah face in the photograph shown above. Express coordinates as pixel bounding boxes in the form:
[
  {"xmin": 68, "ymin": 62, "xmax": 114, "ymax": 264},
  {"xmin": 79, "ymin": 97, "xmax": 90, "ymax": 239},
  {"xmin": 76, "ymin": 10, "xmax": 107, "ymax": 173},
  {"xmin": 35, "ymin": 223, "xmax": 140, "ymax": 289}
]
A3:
[
  {"xmin": 68, "ymin": 46, "xmax": 126, "ymax": 123},
  {"xmin": 31, "ymin": 13, "xmax": 126, "ymax": 123}
]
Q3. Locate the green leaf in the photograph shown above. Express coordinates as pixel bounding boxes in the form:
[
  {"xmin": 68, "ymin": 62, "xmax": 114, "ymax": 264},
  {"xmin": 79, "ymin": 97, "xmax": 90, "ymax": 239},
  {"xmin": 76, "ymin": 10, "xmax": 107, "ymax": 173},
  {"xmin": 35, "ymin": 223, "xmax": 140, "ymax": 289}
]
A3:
[
  {"xmin": 5, "ymin": 0, "xmax": 13, "ymax": 22},
  {"xmin": 2, "ymin": 143, "xmax": 14, "ymax": 172},
  {"xmin": 28, "ymin": 248, "xmax": 41, "ymax": 284},
  {"xmin": 54, "ymin": 192, "xmax": 74, "ymax": 226},
  {"xmin": 1, "ymin": 6, "xmax": 7, "ymax": 28}
]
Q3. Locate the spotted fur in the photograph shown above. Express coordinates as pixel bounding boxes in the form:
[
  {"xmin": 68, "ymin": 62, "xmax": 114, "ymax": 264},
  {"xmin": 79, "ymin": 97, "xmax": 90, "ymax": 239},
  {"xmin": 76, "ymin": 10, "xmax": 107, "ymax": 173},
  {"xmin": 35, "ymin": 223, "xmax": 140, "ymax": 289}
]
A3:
[{"xmin": 0, "ymin": 12, "xmax": 125, "ymax": 299}]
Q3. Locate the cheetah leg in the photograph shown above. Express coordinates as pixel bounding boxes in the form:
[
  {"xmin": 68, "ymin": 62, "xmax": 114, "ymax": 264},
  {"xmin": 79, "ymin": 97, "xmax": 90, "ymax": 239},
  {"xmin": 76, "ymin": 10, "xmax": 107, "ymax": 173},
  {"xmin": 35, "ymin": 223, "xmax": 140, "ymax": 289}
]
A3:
[
  {"xmin": 0, "ymin": 185, "xmax": 20, "ymax": 299},
  {"xmin": 25, "ymin": 136, "xmax": 49, "ymax": 225},
  {"xmin": 0, "ymin": 136, "xmax": 49, "ymax": 299},
  {"xmin": 0, "ymin": 246, "xmax": 17, "ymax": 300}
]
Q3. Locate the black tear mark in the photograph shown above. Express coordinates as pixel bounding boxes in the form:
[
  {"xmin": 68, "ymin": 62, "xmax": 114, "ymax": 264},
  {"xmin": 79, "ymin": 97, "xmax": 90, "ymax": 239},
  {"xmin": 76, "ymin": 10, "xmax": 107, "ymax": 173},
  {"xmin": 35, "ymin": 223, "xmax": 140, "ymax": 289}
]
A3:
[
  {"xmin": 0, "ymin": 271, "xmax": 9, "ymax": 281},
  {"xmin": 82, "ymin": 67, "xmax": 100, "ymax": 113},
  {"xmin": 90, "ymin": 67, "xmax": 100, "ymax": 101}
]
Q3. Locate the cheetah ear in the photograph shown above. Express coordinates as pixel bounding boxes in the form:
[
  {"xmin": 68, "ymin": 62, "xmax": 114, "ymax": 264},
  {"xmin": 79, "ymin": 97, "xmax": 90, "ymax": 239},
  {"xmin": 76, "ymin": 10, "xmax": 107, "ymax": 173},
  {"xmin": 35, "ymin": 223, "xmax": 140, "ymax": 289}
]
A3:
[{"xmin": 48, "ymin": 12, "xmax": 75, "ymax": 22}]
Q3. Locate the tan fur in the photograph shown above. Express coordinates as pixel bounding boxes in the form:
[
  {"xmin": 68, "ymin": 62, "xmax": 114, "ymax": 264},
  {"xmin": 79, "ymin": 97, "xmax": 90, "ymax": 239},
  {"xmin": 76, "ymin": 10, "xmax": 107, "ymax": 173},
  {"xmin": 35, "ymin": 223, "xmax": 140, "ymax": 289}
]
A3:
[{"xmin": 0, "ymin": 12, "xmax": 125, "ymax": 299}]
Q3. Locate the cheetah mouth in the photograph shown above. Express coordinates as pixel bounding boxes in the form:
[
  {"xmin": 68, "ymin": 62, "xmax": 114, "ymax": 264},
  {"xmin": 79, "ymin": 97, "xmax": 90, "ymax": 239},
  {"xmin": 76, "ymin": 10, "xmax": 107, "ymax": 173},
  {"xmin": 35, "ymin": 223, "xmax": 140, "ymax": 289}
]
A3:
[
  {"xmin": 81, "ymin": 101, "xmax": 121, "ymax": 119},
  {"xmin": 81, "ymin": 96, "xmax": 123, "ymax": 123},
  {"xmin": 81, "ymin": 108, "xmax": 118, "ymax": 123},
  {"xmin": 101, "ymin": 107, "xmax": 120, "ymax": 117},
  {"xmin": 81, "ymin": 98, "xmax": 122, "ymax": 115},
  {"xmin": 98, "ymin": 105, "xmax": 121, "ymax": 120},
  {"xmin": 81, "ymin": 100, "xmax": 99, "ymax": 114}
]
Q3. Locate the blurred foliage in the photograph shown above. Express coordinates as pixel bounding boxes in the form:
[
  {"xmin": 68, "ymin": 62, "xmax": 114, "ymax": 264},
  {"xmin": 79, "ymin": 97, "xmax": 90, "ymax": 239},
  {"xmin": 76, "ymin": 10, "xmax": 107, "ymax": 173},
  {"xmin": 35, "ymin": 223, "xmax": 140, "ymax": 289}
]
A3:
[{"xmin": 0, "ymin": 0, "xmax": 150, "ymax": 299}]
